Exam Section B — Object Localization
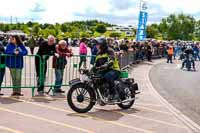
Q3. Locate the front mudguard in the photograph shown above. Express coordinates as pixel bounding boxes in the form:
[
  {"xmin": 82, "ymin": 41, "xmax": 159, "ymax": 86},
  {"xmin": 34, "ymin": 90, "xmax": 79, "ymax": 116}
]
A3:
[
  {"xmin": 69, "ymin": 78, "xmax": 82, "ymax": 88},
  {"xmin": 68, "ymin": 79, "xmax": 96, "ymax": 104}
]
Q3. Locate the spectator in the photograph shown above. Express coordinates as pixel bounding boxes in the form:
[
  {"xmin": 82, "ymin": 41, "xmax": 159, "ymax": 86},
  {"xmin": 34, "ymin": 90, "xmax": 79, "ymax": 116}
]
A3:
[
  {"xmin": 27, "ymin": 36, "xmax": 37, "ymax": 55},
  {"xmin": 174, "ymin": 43, "xmax": 179, "ymax": 59},
  {"xmin": 139, "ymin": 42, "xmax": 145, "ymax": 61},
  {"xmin": 147, "ymin": 42, "xmax": 153, "ymax": 62},
  {"xmin": 53, "ymin": 40, "xmax": 73, "ymax": 93},
  {"xmin": 193, "ymin": 44, "xmax": 200, "ymax": 61},
  {"xmin": 119, "ymin": 40, "xmax": 128, "ymax": 52},
  {"xmin": 107, "ymin": 38, "xmax": 115, "ymax": 50},
  {"xmin": 113, "ymin": 40, "xmax": 120, "ymax": 52},
  {"xmin": 0, "ymin": 41, "xmax": 5, "ymax": 95},
  {"xmin": 167, "ymin": 45, "xmax": 174, "ymax": 63},
  {"xmin": 35, "ymin": 35, "xmax": 56, "ymax": 95},
  {"xmin": 88, "ymin": 39, "xmax": 98, "ymax": 65},
  {"xmin": 5, "ymin": 35, "xmax": 28, "ymax": 96},
  {"xmin": 79, "ymin": 38, "xmax": 88, "ymax": 70}
]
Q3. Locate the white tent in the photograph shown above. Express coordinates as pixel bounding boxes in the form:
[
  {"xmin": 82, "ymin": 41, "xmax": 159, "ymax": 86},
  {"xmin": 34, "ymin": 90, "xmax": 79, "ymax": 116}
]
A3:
[
  {"xmin": 6, "ymin": 30, "xmax": 26, "ymax": 36},
  {"xmin": 0, "ymin": 30, "xmax": 5, "ymax": 35}
]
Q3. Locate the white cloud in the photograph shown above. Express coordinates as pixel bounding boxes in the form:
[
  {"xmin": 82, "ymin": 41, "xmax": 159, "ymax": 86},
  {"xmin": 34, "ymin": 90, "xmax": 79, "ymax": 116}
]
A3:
[
  {"xmin": 0, "ymin": 0, "xmax": 40, "ymax": 16},
  {"xmin": 151, "ymin": 0, "xmax": 200, "ymax": 14},
  {"xmin": 0, "ymin": 0, "xmax": 200, "ymax": 24}
]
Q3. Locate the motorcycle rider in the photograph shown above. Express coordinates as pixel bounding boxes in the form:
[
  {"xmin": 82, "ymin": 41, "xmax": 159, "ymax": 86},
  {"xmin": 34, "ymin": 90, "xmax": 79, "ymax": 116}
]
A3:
[
  {"xmin": 94, "ymin": 38, "xmax": 121, "ymax": 101},
  {"xmin": 181, "ymin": 45, "xmax": 196, "ymax": 70}
]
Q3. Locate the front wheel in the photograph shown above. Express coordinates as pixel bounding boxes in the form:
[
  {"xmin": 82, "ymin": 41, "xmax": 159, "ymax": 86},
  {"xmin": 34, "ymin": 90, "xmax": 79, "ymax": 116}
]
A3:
[
  {"xmin": 117, "ymin": 88, "xmax": 135, "ymax": 110},
  {"xmin": 67, "ymin": 83, "xmax": 95, "ymax": 113}
]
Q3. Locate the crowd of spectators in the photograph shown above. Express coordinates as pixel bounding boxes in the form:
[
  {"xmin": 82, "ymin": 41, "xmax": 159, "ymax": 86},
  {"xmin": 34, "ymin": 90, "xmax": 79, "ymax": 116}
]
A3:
[{"xmin": 1, "ymin": 34, "xmax": 200, "ymax": 96}]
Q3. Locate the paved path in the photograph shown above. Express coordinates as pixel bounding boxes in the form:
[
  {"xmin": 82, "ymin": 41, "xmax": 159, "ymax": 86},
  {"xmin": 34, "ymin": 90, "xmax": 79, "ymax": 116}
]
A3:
[
  {"xmin": 150, "ymin": 60, "xmax": 200, "ymax": 129},
  {"xmin": 0, "ymin": 59, "xmax": 196, "ymax": 133}
]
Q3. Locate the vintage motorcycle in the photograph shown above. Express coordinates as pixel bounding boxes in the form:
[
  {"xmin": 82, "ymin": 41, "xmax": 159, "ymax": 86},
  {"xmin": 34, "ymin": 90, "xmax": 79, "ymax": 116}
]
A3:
[{"xmin": 67, "ymin": 69, "xmax": 140, "ymax": 113}]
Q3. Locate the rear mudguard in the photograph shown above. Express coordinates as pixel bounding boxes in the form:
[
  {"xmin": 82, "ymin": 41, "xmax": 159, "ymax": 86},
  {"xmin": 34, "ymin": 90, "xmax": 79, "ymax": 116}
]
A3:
[{"xmin": 120, "ymin": 78, "xmax": 139, "ymax": 92}]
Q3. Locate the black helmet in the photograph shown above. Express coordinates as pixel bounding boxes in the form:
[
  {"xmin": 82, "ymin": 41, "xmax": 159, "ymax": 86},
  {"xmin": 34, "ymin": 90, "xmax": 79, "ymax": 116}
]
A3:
[
  {"xmin": 96, "ymin": 37, "xmax": 108, "ymax": 53},
  {"xmin": 96, "ymin": 37, "xmax": 106, "ymax": 45}
]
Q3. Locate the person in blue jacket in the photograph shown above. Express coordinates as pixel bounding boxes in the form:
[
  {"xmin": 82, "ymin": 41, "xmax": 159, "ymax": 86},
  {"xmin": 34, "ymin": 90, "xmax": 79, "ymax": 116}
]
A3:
[
  {"xmin": 5, "ymin": 35, "xmax": 28, "ymax": 96},
  {"xmin": 0, "ymin": 41, "xmax": 5, "ymax": 96}
]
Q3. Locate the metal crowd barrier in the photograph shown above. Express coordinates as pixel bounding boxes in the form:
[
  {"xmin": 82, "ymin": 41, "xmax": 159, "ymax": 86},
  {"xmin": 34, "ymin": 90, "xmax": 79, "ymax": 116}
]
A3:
[
  {"xmin": 118, "ymin": 51, "xmax": 136, "ymax": 69},
  {"xmin": 0, "ymin": 48, "xmax": 165, "ymax": 96},
  {"xmin": 0, "ymin": 55, "xmax": 42, "ymax": 96},
  {"xmin": 43, "ymin": 55, "xmax": 94, "ymax": 95}
]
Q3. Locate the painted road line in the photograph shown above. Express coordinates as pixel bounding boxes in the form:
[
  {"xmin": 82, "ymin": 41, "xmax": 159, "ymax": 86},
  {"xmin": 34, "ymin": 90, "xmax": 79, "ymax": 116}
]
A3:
[
  {"xmin": 112, "ymin": 110, "xmax": 188, "ymax": 129},
  {"xmin": 67, "ymin": 100, "xmax": 188, "ymax": 129},
  {"xmin": 135, "ymin": 103, "xmax": 163, "ymax": 107},
  {"xmin": 9, "ymin": 98, "xmax": 154, "ymax": 133},
  {"xmin": 0, "ymin": 107, "xmax": 94, "ymax": 133},
  {"xmin": 145, "ymin": 65, "xmax": 199, "ymax": 133},
  {"xmin": 68, "ymin": 98, "xmax": 186, "ymax": 129},
  {"xmin": 134, "ymin": 105, "xmax": 172, "ymax": 115},
  {"xmin": 0, "ymin": 126, "xmax": 23, "ymax": 133},
  {"xmin": 33, "ymin": 96, "xmax": 172, "ymax": 115},
  {"xmin": 15, "ymin": 96, "xmax": 172, "ymax": 115},
  {"xmin": 5, "ymin": 97, "xmax": 163, "ymax": 108}
]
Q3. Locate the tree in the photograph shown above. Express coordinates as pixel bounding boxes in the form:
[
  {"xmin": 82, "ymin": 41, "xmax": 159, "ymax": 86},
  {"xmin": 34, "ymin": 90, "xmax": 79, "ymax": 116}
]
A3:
[
  {"xmin": 20, "ymin": 25, "xmax": 29, "ymax": 34},
  {"xmin": 70, "ymin": 31, "xmax": 80, "ymax": 39},
  {"xmin": 159, "ymin": 14, "xmax": 195, "ymax": 40},
  {"xmin": 147, "ymin": 24, "xmax": 159, "ymax": 38},
  {"xmin": 60, "ymin": 24, "xmax": 68, "ymax": 32},
  {"xmin": 4, "ymin": 25, "xmax": 10, "ymax": 32},
  {"xmin": 32, "ymin": 24, "xmax": 40, "ymax": 36},
  {"xmin": 109, "ymin": 32, "xmax": 121, "ymax": 38},
  {"xmin": 80, "ymin": 31, "xmax": 90, "ymax": 38},
  {"xmin": 194, "ymin": 20, "xmax": 200, "ymax": 40},
  {"xmin": 27, "ymin": 21, "xmax": 33, "ymax": 27},
  {"xmin": 95, "ymin": 24, "xmax": 107, "ymax": 34}
]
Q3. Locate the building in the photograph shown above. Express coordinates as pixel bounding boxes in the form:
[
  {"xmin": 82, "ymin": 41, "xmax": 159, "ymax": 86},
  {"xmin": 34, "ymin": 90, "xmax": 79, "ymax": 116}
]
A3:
[{"xmin": 107, "ymin": 25, "xmax": 135, "ymax": 37}]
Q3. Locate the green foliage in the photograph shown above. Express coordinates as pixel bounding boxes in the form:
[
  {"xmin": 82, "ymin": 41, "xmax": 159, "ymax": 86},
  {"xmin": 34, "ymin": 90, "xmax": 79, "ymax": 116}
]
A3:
[
  {"xmin": 158, "ymin": 14, "xmax": 196, "ymax": 40},
  {"xmin": 80, "ymin": 31, "xmax": 90, "ymax": 38},
  {"xmin": 95, "ymin": 24, "xmax": 107, "ymax": 34},
  {"xmin": 32, "ymin": 24, "xmax": 40, "ymax": 36},
  {"xmin": 109, "ymin": 32, "xmax": 121, "ymax": 38},
  {"xmin": 0, "ymin": 15, "xmax": 198, "ymax": 41},
  {"xmin": 70, "ymin": 31, "xmax": 80, "ymax": 39},
  {"xmin": 147, "ymin": 24, "xmax": 159, "ymax": 38}
]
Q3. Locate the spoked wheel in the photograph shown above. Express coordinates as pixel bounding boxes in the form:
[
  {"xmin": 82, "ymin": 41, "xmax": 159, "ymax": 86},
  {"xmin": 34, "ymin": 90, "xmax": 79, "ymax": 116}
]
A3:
[
  {"xmin": 117, "ymin": 87, "xmax": 135, "ymax": 110},
  {"xmin": 67, "ymin": 84, "xmax": 95, "ymax": 113}
]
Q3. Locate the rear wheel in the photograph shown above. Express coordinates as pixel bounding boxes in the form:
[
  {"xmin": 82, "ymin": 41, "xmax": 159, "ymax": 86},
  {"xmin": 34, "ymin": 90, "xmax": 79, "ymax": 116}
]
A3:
[
  {"xmin": 67, "ymin": 84, "xmax": 95, "ymax": 113},
  {"xmin": 117, "ymin": 87, "xmax": 135, "ymax": 109}
]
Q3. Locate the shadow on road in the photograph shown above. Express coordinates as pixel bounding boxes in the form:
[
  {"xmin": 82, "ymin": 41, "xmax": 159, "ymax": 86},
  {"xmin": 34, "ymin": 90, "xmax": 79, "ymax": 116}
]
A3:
[
  {"xmin": 67, "ymin": 108, "xmax": 140, "ymax": 121},
  {"xmin": 50, "ymin": 94, "xmax": 66, "ymax": 99},
  {"xmin": 31, "ymin": 96, "xmax": 57, "ymax": 103},
  {"xmin": 0, "ymin": 97, "xmax": 22, "ymax": 104}
]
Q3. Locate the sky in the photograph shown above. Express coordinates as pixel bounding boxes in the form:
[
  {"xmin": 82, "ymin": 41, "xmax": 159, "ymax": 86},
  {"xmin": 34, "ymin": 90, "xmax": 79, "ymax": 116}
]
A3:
[{"xmin": 0, "ymin": 0, "xmax": 200, "ymax": 26}]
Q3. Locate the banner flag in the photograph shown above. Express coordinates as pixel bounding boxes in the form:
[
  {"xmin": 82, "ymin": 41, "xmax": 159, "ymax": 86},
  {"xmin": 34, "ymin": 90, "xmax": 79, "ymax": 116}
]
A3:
[{"xmin": 136, "ymin": 0, "xmax": 148, "ymax": 41}]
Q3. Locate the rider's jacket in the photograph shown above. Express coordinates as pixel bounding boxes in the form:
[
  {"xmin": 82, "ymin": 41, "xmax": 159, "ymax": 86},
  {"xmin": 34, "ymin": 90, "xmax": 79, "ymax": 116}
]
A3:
[{"xmin": 95, "ymin": 47, "xmax": 120, "ymax": 72}]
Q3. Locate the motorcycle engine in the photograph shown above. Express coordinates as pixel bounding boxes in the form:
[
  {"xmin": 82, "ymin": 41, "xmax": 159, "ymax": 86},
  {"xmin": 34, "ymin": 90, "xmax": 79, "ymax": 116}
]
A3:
[
  {"xmin": 100, "ymin": 83, "xmax": 110, "ymax": 98},
  {"xmin": 114, "ymin": 80, "xmax": 127, "ymax": 100}
]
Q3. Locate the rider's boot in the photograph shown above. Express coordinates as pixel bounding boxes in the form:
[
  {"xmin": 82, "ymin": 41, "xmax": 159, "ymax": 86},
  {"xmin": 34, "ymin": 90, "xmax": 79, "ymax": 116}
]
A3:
[{"xmin": 112, "ymin": 89, "xmax": 120, "ymax": 102}]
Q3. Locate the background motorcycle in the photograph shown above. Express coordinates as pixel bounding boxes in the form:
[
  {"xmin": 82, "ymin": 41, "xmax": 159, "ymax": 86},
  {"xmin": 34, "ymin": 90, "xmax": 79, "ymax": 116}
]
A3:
[{"xmin": 182, "ymin": 54, "xmax": 195, "ymax": 71}]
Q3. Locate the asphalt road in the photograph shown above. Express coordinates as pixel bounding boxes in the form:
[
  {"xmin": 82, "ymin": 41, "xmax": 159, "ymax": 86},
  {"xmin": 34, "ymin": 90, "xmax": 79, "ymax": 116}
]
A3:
[
  {"xmin": 150, "ymin": 60, "xmax": 200, "ymax": 126},
  {"xmin": 0, "ymin": 58, "xmax": 193, "ymax": 133}
]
